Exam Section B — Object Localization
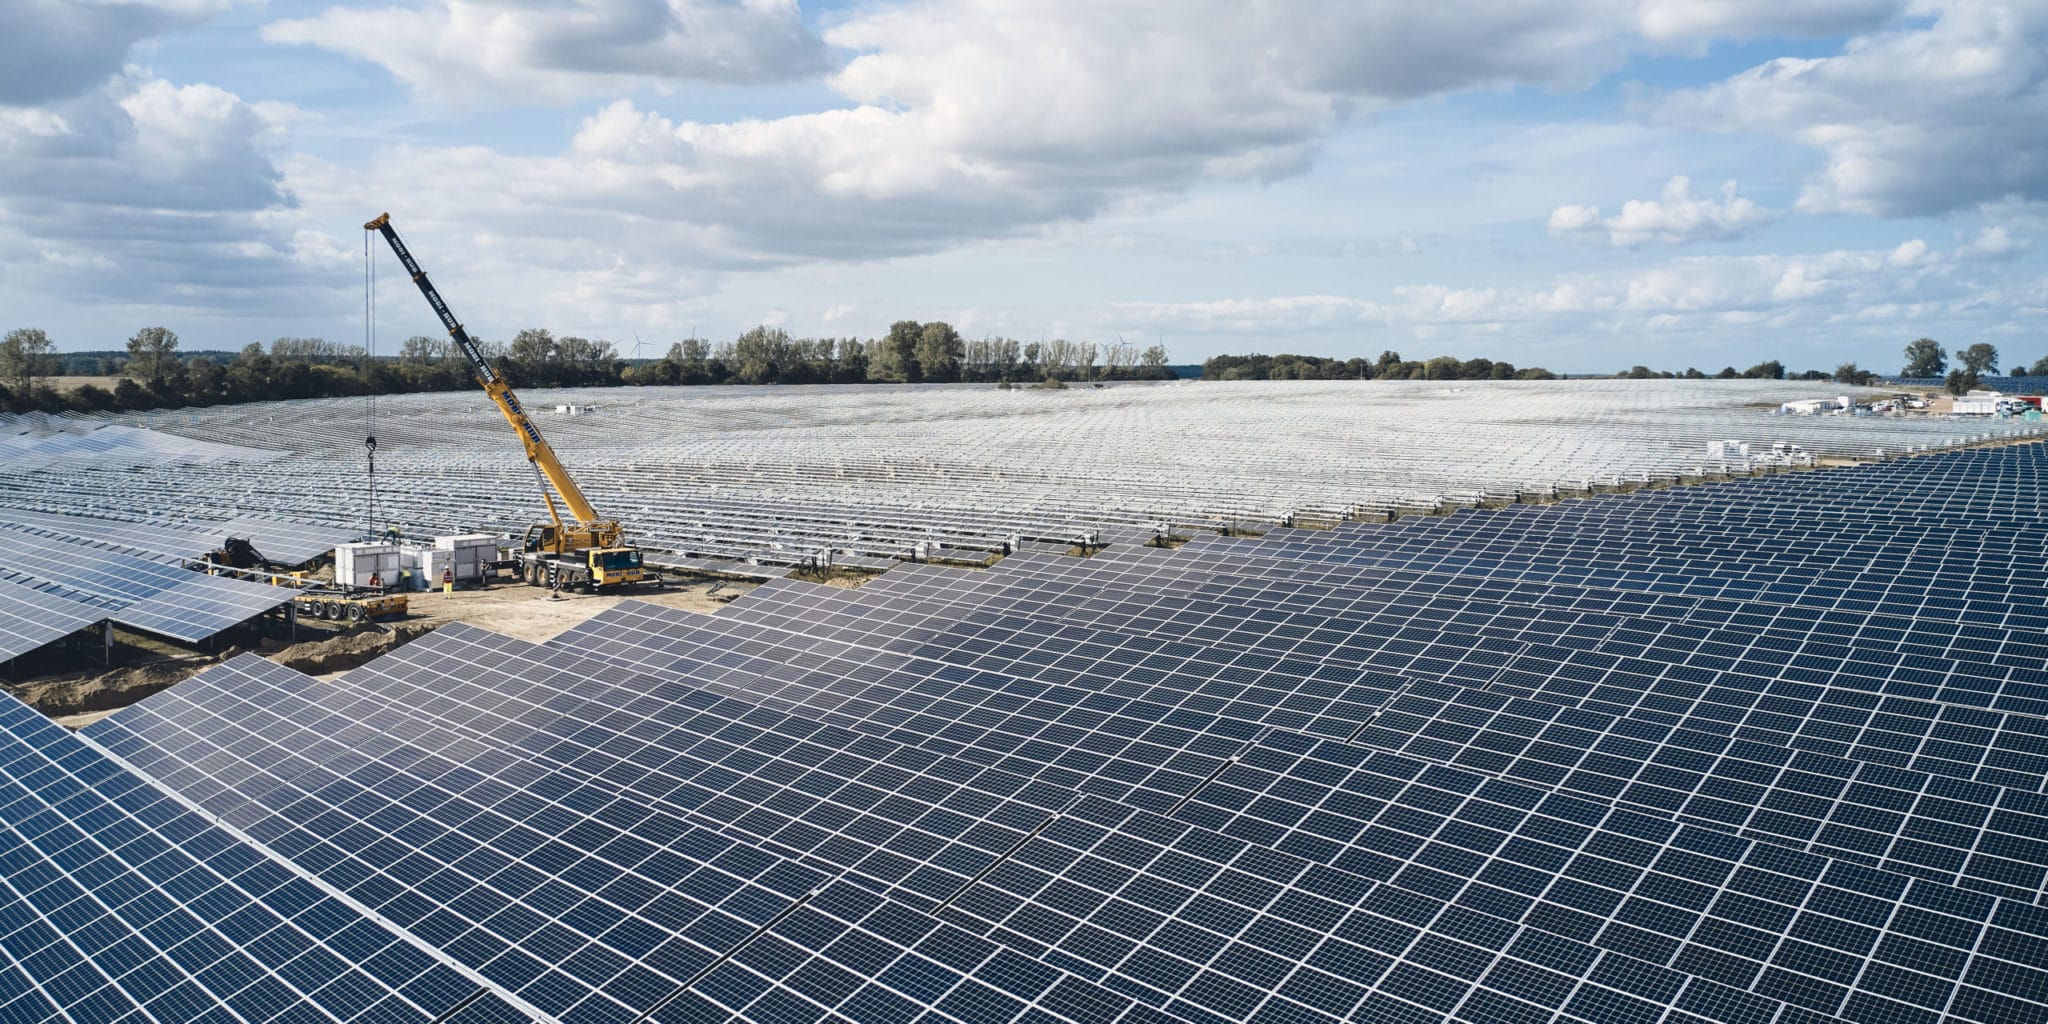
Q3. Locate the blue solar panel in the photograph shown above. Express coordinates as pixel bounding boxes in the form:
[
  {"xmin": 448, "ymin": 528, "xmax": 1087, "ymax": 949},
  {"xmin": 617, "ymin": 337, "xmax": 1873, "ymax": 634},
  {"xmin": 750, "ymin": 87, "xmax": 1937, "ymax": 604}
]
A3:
[{"xmin": 0, "ymin": 692, "xmax": 528, "ymax": 1024}]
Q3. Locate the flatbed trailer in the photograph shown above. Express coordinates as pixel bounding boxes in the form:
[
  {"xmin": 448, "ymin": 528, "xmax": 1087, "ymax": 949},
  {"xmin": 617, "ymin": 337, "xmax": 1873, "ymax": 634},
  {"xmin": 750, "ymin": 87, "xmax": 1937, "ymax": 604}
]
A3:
[{"xmin": 292, "ymin": 587, "xmax": 408, "ymax": 624}]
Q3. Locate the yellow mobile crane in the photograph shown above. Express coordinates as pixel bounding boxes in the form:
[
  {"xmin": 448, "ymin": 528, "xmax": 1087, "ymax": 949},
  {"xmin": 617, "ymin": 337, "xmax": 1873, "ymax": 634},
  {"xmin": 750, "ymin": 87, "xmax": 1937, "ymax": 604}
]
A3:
[{"xmin": 364, "ymin": 213, "xmax": 646, "ymax": 591}]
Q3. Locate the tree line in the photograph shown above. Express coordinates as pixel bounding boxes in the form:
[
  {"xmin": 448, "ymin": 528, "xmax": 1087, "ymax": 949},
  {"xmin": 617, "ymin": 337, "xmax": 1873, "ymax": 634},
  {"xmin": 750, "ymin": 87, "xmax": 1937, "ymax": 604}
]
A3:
[
  {"xmin": 1898, "ymin": 338, "xmax": 2048, "ymax": 384},
  {"xmin": 1614, "ymin": 340, "xmax": 2048, "ymax": 396},
  {"xmin": 1200, "ymin": 351, "xmax": 1557, "ymax": 381},
  {"xmin": 0, "ymin": 320, "xmax": 1178, "ymax": 414},
  {"xmin": 625, "ymin": 323, "xmax": 1174, "ymax": 386}
]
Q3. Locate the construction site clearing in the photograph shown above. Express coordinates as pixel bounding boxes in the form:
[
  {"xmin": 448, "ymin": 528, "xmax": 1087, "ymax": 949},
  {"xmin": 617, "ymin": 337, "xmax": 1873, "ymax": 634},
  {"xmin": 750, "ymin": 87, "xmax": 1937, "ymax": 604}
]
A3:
[{"xmin": 5, "ymin": 576, "xmax": 754, "ymax": 730}]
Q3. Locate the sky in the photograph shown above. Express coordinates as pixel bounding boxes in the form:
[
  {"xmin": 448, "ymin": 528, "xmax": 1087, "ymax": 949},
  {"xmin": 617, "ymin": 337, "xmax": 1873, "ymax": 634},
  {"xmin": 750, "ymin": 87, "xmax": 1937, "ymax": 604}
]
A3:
[{"xmin": 2, "ymin": 1, "xmax": 2046, "ymax": 373}]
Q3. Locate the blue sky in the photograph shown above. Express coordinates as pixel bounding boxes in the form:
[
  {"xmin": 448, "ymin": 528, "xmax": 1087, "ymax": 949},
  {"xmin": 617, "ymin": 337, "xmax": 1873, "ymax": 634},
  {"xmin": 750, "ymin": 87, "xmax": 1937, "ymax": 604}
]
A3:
[{"xmin": 3, "ymin": 1, "xmax": 2045, "ymax": 373}]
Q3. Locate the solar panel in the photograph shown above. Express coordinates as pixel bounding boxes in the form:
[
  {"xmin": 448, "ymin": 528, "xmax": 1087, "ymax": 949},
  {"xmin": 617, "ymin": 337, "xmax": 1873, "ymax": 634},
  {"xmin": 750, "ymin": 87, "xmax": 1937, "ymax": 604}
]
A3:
[
  {"xmin": 96, "ymin": 630, "xmax": 2048, "ymax": 1024},
  {"xmin": 0, "ymin": 525, "xmax": 291, "ymax": 642},
  {"xmin": 1179, "ymin": 730, "xmax": 2048, "ymax": 1023},
  {"xmin": 0, "ymin": 576, "xmax": 103, "ymax": 663},
  {"xmin": 0, "ymin": 692, "xmax": 530, "ymax": 1024},
  {"xmin": 211, "ymin": 515, "xmax": 360, "ymax": 566},
  {"xmin": 89, "ymin": 645, "xmax": 1136, "ymax": 1022},
  {"xmin": 760, "ymin": 552, "xmax": 2048, "ymax": 793}
]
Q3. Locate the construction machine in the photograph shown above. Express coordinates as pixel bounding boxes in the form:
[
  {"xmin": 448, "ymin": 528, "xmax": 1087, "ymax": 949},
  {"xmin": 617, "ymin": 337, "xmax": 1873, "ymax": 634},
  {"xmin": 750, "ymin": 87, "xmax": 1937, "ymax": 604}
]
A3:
[
  {"xmin": 364, "ymin": 213, "xmax": 647, "ymax": 591},
  {"xmin": 203, "ymin": 536, "xmax": 277, "ymax": 575}
]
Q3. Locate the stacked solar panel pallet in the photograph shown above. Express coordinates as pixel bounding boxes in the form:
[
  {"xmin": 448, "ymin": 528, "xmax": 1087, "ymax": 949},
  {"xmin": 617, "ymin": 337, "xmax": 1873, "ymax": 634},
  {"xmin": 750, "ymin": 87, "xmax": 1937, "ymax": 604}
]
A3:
[
  {"xmin": 0, "ymin": 440, "xmax": 2040, "ymax": 1023},
  {"xmin": 3, "ymin": 380, "xmax": 2039, "ymax": 569}
]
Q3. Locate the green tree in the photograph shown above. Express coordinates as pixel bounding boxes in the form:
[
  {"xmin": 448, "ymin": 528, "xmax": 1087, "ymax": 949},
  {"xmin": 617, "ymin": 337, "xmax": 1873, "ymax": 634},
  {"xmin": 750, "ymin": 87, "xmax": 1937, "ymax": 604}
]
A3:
[
  {"xmin": 1959, "ymin": 342, "xmax": 1999, "ymax": 374},
  {"xmin": 0, "ymin": 327, "xmax": 57, "ymax": 397},
  {"xmin": 399, "ymin": 335, "xmax": 447, "ymax": 364},
  {"xmin": 833, "ymin": 338, "xmax": 869, "ymax": 384},
  {"xmin": 111, "ymin": 377, "xmax": 154, "ymax": 410},
  {"xmin": 913, "ymin": 322, "xmax": 963, "ymax": 382},
  {"xmin": 1141, "ymin": 344, "xmax": 1170, "ymax": 378},
  {"xmin": 1741, "ymin": 360, "xmax": 1784, "ymax": 380},
  {"xmin": 871, "ymin": 320, "xmax": 922, "ymax": 382},
  {"xmin": 69, "ymin": 384, "xmax": 115, "ymax": 411},
  {"xmin": 728, "ymin": 325, "xmax": 790, "ymax": 384},
  {"xmin": 1902, "ymin": 337, "xmax": 1946, "ymax": 377},
  {"xmin": 508, "ymin": 328, "xmax": 561, "ymax": 385},
  {"xmin": 1944, "ymin": 368, "xmax": 1981, "ymax": 396},
  {"xmin": 1833, "ymin": 362, "xmax": 1874, "ymax": 386},
  {"xmin": 125, "ymin": 326, "xmax": 180, "ymax": 394},
  {"xmin": 2030, "ymin": 355, "xmax": 2048, "ymax": 376}
]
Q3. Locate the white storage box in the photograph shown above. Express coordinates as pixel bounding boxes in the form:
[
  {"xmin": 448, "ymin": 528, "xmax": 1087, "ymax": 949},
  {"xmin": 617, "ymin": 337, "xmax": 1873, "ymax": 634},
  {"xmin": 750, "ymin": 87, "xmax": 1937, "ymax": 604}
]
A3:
[{"xmin": 334, "ymin": 542, "xmax": 400, "ymax": 589}]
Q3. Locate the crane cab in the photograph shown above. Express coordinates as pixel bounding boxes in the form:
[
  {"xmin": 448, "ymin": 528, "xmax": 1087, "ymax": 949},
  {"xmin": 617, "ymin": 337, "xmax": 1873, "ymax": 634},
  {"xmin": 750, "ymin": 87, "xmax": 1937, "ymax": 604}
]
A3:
[
  {"xmin": 523, "ymin": 524, "xmax": 556, "ymax": 553},
  {"xmin": 518, "ymin": 524, "xmax": 645, "ymax": 589},
  {"xmin": 588, "ymin": 547, "xmax": 646, "ymax": 587}
]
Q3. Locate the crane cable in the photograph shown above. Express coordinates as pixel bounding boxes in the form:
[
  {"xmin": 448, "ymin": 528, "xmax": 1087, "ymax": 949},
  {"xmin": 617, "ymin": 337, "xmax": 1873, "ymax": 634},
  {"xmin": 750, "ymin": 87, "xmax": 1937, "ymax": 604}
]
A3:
[{"xmin": 363, "ymin": 227, "xmax": 379, "ymax": 542}]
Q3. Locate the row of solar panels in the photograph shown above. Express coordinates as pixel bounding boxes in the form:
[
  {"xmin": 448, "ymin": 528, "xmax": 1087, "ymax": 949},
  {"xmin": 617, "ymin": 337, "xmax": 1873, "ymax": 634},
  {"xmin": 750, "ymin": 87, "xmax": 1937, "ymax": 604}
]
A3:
[
  {"xmin": 5, "ymin": 441, "xmax": 2048, "ymax": 1024},
  {"xmin": 0, "ymin": 511, "xmax": 355, "ymax": 659}
]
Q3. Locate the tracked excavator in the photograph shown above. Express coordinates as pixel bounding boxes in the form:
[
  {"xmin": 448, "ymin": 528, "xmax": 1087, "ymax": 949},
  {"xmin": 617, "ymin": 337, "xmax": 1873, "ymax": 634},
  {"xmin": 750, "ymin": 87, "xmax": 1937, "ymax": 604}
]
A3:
[{"xmin": 364, "ymin": 213, "xmax": 646, "ymax": 591}]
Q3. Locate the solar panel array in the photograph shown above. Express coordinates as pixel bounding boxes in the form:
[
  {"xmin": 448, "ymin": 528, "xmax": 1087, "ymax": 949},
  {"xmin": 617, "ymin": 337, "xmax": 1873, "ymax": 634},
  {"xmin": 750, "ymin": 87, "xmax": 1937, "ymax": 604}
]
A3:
[
  {"xmin": 0, "ymin": 414, "xmax": 276, "ymax": 470},
  {"xmin": 0, "ymin": 577, "xmax": 104, "ymax": 664},
  {"xmin": 3, "ymin": 380, "xmax": 2039, "ymax": 572},
  {"xmin": 15, "ymin": 439, "xmax": 2039, "ymax": 1023},
  {"xmin": 0, "ymin": 690, "xmax": 532, "ymax": 1024},
  {"xmin": 0, "ymin": 507, "xmax": 352, "ymax": 570},
  {"xmin": 0, "ymin": 523, "xmax": 292, "ymax": 644}
]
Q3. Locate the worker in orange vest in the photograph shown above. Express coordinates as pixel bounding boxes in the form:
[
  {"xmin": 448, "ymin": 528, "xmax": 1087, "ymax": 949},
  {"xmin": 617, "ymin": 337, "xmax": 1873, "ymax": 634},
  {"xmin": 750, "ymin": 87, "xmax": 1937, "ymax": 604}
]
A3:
[
  {"xmin": 442, "ymin": 566, "xmax": 453, "ymax": 594},
  {"xmin": 368, "ymin": 572, "xmax": 381, "ymax": 590}
]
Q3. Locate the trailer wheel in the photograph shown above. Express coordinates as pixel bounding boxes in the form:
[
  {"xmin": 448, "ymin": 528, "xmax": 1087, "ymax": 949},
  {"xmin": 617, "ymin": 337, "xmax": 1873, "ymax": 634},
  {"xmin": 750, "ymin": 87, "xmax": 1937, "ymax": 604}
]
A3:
[
  {"xmin": 324, "ymin": 601, "xmax": 346, "ymax": 620},
  {"xmin": 345, "ymin": 604, "xmax": 366, "ymax": 624}
]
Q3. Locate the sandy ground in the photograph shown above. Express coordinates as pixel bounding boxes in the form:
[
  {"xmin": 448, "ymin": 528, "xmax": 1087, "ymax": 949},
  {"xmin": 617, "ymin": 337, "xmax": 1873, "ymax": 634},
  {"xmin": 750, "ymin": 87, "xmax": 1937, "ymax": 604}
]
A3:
[
  {"xmin": 394, "ymin": 577, "xmax": 748, "ymax": 641},
  {"xmin": 25, "ymin": 576, "xmax": 758, "ymax": 729}
]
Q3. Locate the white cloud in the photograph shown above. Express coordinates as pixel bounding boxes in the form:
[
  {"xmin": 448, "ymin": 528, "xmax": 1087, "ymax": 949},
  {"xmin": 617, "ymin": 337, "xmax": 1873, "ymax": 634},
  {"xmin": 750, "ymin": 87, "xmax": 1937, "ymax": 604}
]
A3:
[
  {"xmin": 1114, "ymin": 295, "xmax": 1386, "ymax": 335},
  {"xmin": 1114, "ymin": 238, "xmax": 1988, "ymax": 345},
  {"xmin": 1661, "ymin": 1, "xmax": 2048, "ymax": 216},
  {"xmin": 1549, "ymin": 176, "xmax": 1773, "ymax": 245},
  {"xmin": 0, "ymin": 71, "xmax": 309, "ymax": 307},
  {"xmin": 1959, "ymin": 224, "xmax": 2032, "ymax": 259},
  {"xmin": 0, "ymin": 0, "xmax": 236, "ymax": 104},
  {"xmin": 0, "ymin": 0, "xmax": 1955, "ymax": 347},
  {"xmin": 271, "ymin": 0, "xmax": 1911, "ymax": 319},
  {"xmin": 262, "ymin": 0, "xmax": 829, "ymax": 103},
  {"xmin": 1634, "ymin": 0, "xmax": 1906, "ymax": 42}
]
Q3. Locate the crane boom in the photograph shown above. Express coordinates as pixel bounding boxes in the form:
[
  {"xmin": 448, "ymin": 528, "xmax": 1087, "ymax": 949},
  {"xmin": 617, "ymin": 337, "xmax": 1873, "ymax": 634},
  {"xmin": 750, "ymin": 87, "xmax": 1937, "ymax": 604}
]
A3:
[{"xmin": 363, "ymin": 213, "xmax": 617, "ymax": 545}]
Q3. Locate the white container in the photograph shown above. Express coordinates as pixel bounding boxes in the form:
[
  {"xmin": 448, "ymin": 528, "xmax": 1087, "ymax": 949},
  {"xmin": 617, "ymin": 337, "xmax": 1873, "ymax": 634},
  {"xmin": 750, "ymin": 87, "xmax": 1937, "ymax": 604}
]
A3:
[
  {"xmin": 435, "ymin": 534, "xmax": 497, "ymax": 582},
  {"xmin": 334, "ymin": 542, "xmax": 401, "ymax": 589},
  {"xmin": 415, "ymin": 549, "xmax": 451, "ymax": 589}
]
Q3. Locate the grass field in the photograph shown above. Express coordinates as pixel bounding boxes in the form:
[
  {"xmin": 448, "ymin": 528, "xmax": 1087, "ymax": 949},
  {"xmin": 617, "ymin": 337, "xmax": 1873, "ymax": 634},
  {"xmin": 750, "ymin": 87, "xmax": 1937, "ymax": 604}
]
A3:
[{"xmin": 47, "ymin": 375, "xmax": 126, "ymax": 392}]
